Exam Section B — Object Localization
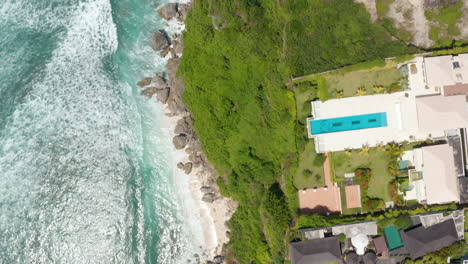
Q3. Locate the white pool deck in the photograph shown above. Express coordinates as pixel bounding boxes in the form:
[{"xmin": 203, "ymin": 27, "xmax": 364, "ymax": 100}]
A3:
[{"xmin": 308, "ymin": 56, "xmax": 468, "ymax": 153}]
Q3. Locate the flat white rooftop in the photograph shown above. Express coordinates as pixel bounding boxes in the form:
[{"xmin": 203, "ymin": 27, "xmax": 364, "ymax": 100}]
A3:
[
  {"xmin": 422, "ymin": 144, "xmax": 460, "ymax": 204},
  {"xmin": 424, "ymin": 54, "xmax": 468, "ymax": 90},
  {"xmin": 309, "ymin": 91, "xmax": 468, "ymax": 152},
  {"xmin": 402, "ymin": 144, "xmax": 461, "ymax": 205}
]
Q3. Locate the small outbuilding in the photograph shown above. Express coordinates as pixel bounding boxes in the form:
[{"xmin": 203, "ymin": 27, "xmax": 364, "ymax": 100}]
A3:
[
  {"xmin": 384, "ymin": 226, "xmax": 403, "ymax": 251},
  {"xmin": 372, "ymin": 236, "xmax": 389, "ymax": 256}
]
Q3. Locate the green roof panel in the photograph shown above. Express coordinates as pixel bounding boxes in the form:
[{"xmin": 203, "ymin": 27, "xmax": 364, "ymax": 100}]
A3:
[{"xmin": 384, "ymin": 225, "xmax": 403, "ymax": 250}]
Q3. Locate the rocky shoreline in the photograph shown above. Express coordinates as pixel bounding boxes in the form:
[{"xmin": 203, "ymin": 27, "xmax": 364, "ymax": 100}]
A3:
[{"xmin": 137, "ymin": 2, "xmax": 237, "ymax": 263}]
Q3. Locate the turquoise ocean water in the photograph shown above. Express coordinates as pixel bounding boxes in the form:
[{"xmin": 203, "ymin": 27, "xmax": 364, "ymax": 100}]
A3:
[{"xmin": 0, "ymin": 0, "xmax": 202, "ymax": 263}]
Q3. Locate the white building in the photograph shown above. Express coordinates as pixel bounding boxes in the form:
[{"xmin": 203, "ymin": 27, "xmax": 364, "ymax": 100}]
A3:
[
  {"xmin": 306, "ymin": 54, "xmax": 468, "ymax": 205},
  {"xmin": 401, "ymin": 144, "xmax": 461, "ymax": 205}
]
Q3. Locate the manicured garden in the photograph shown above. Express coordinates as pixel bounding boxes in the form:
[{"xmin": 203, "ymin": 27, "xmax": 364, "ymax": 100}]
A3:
[
  {"xmin": 293, "ymin": 143, "xmax": 325, "ymax": 189},
  {"xmin": 326, "ymin": 67, "xmax": 405, "ymax": 98},
  {"xmin": 330, "ymin": 148, "xmax": 393, "ymax": 202},
  {"xmin": 292, "ymin": 57, "xmax": 412, "ymax": 100},
  {"xmin": 293, "ymin": 81, "xmax": 327, "ymax": 189}
]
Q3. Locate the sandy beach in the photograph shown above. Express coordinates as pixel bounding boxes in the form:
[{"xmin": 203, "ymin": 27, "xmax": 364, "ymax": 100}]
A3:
[{"xmin": 145, "ymin": 1, "xmax": 237, "ymax": 261}]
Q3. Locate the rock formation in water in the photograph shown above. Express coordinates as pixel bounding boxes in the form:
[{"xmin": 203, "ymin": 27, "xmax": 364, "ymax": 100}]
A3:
[{"xmin": 138, "ymin": 3, "xmax": 236, "ymax": 263}]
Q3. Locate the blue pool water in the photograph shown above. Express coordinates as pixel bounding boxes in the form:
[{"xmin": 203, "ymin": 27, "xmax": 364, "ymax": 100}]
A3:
[{"xmin": 310, "ymin": 112, "xmax": 388, "ymax": 135}]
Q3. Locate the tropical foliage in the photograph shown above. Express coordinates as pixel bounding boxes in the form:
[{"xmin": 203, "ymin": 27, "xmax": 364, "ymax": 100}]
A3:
[{"xmin": 180, "ymin": 0, "xmax": 415, "ymax": 262}]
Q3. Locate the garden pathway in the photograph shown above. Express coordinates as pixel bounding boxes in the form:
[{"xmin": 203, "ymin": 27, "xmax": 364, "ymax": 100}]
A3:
[{"xmin": 323, "ymin": 153, "xmax": 332, "ymax": 187}]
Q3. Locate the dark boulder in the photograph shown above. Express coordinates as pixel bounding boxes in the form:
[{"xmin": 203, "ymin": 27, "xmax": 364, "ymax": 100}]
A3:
[
  {"xmin": 160, "ymin": 46, "xmax": 171, "ymax": 57},
  {"xmin": 149, "ymin": 30, "xmax": 170, "ymax": 51},
  {"xmin": 177, "ymin": 162, "xmax": 184, "ymax": 169},
  {"xmin": 166, "ymin": 57, "xmax": 181, "ymax": 82},
  {"xmin": 183, "ymin": 162, "xmax": 193, "ymax": 174},
  {"xmin": 202, "ymin": 193, "xmax": 215, "ymax": 203},
  {"xmin": 173, "ymin": 134, "xmax": 189, "ymax": 149},
  {"xmin": 167, "ymin": 98, "xmax": 187, "ymax": 116},
  {"xmin": 137, "ymin": 77, "xmax": 152, "ymax": 87},
  {"xmin": 200, "ymin": 186, "xmax": 213, "ymax": 194},
  {"xmin": 156, "ymin": 87, "xmax": 170, "ymax": 104},
  {"xmin": 213, "ymin": 255, "xmax": 224, "ymax": 264},
  {"xmin": 151, "ymin": 73, "xmax": 167, "ymax": 88},
  {"xmin": 174, "ymin": 116, "xmax": 193, "ymax": 135},
  {"xmin": 177, "ymin": 3, "xmax": 191, "ymax": 22},
  {"xmin": 157, "ymin": 3, "xmax": 178, "ymax": 20},
  {"xmin": 172, "ymin": 38, "xmax": 184, "ymax": 54},
  {"xmin": 141, "ymin": 87, "xmax": 158, "ymax": 98}
]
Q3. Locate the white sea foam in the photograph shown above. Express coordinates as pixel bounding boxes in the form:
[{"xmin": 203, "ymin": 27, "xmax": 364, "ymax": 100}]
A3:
[{"xmin": 0, "ymin": 0, "xmax": 212, "ymax": 262}]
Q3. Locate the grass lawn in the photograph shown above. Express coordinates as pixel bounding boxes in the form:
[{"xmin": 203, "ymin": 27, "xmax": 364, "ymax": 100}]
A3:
[
  {"xmin": 293, "ymin": 80, "xmax": 326, "ymax": 190},
  {"xmin": 326, "ymin": 67, "xmax": 404, "ymax": 97},
  {"xmin": 295, "ymin": 82, "xmax": 318, "ymax": 122},
  {"xmin": 294, "ymin": 141, "xmax": 325, "ymax": 189},
  {"xmin": 330, "ymin": 148, "xmax": 393, "ymax": 202},
  {"xmin": 464, "ymin": 210, "xmax": 468, "ymax": 229}
]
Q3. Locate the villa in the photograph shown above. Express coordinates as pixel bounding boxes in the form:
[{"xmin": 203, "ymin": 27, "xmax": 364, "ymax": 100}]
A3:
[
  {"xmin": 307, "ymin": 54, "xmax": 468, "ymax": 154},
  {"xmin": 305, "ymin": 53, "xmax": 468, "ymax": 206},
  {"xmin": 399, "ymin": 143, "xmax": 462, "ymax": 205}
]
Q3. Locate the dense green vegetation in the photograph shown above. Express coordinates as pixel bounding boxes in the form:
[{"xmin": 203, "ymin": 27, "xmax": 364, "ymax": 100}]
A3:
[
  {"xmin": 286, "ymin": 1, "xmax": 414, "ymax": 75},
  {"xmin": 180, "ymin": 0, "xmax": 416, "ymax": 263},
  {"xmin": 293, "ymin": 81, "xmax": 326, "ymax": 189}
]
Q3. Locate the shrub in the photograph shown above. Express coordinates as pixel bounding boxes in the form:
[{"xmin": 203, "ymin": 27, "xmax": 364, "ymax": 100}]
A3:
[
  {"xmin": 302, "ymin": 169, "xmax": 313, "ymax": 178},
  {"xmin": 338, "ymin": 233, "xmax": 346, "ymax": 242},
  {"xmin": 313, "ymin": 154, "xmax": 325, "ymax": 167}
]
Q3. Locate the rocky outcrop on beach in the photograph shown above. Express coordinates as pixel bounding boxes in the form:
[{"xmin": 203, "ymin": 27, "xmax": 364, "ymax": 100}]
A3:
[
  {"xmin": 149, "ymin": 30, "xmax": 170, "ymax": 51},
  {"xmin": 137, "ymin": 3, "xmax": 237, "ymax": 263},
  {"xmin": 157, "ymin": 3, "xmax": 178, "ymax": 20},
  {"xmin": 158, "ymin": 2, "xmax": 192, "ymax": 22}
]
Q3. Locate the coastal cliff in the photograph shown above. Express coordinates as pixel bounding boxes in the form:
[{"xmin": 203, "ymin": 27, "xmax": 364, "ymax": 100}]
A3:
[{"xmin": 137, "ymin": 2, "xmax": 237, "ymax": 263}]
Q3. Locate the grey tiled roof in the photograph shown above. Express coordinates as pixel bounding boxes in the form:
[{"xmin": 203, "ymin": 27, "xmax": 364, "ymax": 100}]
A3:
[
  {"xmin": 398, "ymin": 219, "xmax": 459, "ymax": 260},
  {"xmin": 290, "ymin": 237, "xmax": 342, "ymax": 264}
]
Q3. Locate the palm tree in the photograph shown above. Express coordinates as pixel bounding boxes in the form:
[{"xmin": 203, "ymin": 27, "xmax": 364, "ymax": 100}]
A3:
[
  {"xmin": 377, "ymin": 144, "xmax": 386, "ymax": 152},
  {"xmin": 345, "ymin": 149, "xmax": 352, "ymax": 156},
  {"xmin": 336, "ymin": 89, "xmax": 344, "ymax": 98},
  {"xmin": 385, "ymin": 144, "xmax": 403, "ymax": 158},
  {"xmin": 372, "ymin": 85, "xmax": 385, "ymax": 94},
  {"xmin": 355, "ymin": 87, "xmax": 367, "ymax": 96},
  {"xmin": 359, "ymin": 145, "xmax": 370, "ymax": 156}
]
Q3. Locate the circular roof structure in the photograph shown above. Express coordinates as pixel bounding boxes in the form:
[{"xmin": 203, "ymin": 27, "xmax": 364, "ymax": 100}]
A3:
[
  {"xmin": 351, "ymin": 234, "xmax": 368, "ymax": 255},
  {"xmin": 345, "ymin": 252, "xmax": 359, "ymax": 264},
  {"xmin": 364, "ymin": 251, "xmax": 377, "ymax": 264}
]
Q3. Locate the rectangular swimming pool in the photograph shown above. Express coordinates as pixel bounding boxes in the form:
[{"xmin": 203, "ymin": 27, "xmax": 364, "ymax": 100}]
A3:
[{"xmin": 310, "ymin": 112, "xmax": 388, "ymax": 135}]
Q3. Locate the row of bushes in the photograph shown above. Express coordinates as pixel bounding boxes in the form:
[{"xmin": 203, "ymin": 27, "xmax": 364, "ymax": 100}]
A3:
[{"xmin": 295, "ymin": 203, "xmax": 459, "ymax": 230}]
